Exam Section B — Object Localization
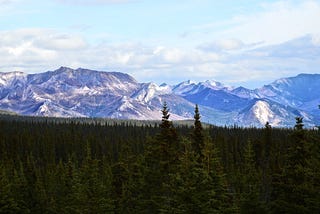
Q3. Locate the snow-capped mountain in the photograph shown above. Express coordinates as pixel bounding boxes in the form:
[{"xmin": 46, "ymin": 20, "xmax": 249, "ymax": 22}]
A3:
[
  {"xmin": 0, "ymin": 67, "xmax": 183, "ymax": 120},
  {"xmin": 0, "ymin": 67, "xmax": 319, "ymax": 127},
  {"xmin": 257, "ymin": 74, "xmax": 320, "ymax": 107},
  {"xmin": 172, "ymin": 80, "xmax": 227, "ymax": 96},
  {"xmin": 235, "ymin": 99, "xmax": 314, "ymax": 127},
  {"xmin": 231, "ymin": 87, "xmax": 259, "ymax": 99}
]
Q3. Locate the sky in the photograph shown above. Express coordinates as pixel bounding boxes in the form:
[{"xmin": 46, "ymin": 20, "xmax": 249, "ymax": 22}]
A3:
[{"xmin": 0, "ymin": 0, "xmax": 320, "ymax": 88}]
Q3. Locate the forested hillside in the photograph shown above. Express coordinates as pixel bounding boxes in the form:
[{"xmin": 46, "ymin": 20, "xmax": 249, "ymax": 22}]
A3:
[{"xmin": 0, "ymin": 105, "xmax": 319, "ymax": 213}]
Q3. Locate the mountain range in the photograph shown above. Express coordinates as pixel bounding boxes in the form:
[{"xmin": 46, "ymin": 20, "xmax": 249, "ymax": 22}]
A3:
[{"xmin": 0, "ymin": 66, "xmax": 319, "ymax": 127}]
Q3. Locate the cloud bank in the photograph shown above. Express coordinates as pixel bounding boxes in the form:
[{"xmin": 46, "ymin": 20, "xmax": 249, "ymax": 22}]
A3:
[
  {"xmin": 0, "ymin": 27, "xmax": 319, "ymax": 88},
  {"xmin": 215, "ymin": 0, "xmax": 320, "ymax": 45}
]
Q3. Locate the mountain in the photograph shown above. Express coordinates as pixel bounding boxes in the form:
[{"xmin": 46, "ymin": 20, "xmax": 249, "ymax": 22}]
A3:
[
  {"xmin": 257, "ymin": 74, "xmax": 320, "ymax": 107},
  {"xmin": 170, "ymin": 76, "xmax": 318, "ymax": 127},
  {"xmin": 0, "ymin": 67, "xmax": 319, "ymax": 127},
  {"xmin": 231, "ymin": 86, "xmax": 259, "ymax": 99},
  {"xmin": 235, "ymin": 98, "xmax": 314, "ymax": 127},
  {"xmin": 0, "ymin": 67, "xmax": 184, "ymax": 120},
  {"xmin": 172, "ymin": 80, "xmax": 227, "ymax": 96}
]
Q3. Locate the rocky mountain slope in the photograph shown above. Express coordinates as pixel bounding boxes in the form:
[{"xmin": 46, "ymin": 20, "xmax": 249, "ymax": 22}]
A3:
[{"xmin": 0, "ymin": 67, "xmax": 318, "ymax": 127}]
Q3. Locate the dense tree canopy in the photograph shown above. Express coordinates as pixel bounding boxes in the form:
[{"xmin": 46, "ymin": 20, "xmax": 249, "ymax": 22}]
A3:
[{"xmin": 0, "ymin": 105, "xmax": 319, "ymax": 213}]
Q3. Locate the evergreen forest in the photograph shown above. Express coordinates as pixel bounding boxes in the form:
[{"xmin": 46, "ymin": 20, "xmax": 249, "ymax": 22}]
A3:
[{"xmin": 0, "ymin": 104, "xmax": 320, "ymax": 213}]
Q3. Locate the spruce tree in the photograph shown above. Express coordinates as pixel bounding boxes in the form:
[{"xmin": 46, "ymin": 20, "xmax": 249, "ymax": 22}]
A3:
[
  {"xmin": 0, "ymin": 164, "xmax": 21, "ymax": 214},
  {"xmin": 141, "ymin": 102, "xmax": 179, "ymax": 212},
  {"xmin": 240, "ymin": 140, "xmax": 265, "ymax": 214},
  {"xmin": 82, "ymin": 144, "xmax": 114, "ymax": 213},
  {"xmin": 157, "ymin": 101, "xmax": 179, "ymax": 168},
  {"xmin": 270, "ymin": 117, "xmax": 314, "ymax": 213},
  {"xmin": 69, "ymin": 144, "xmax": 114, "ymax": 213},
  {"xmin": 141, "ymin": 136, "xmax": 162, "ymax": 212},
  {"xmin": 159, "ymin": 101, "xmax": 178, "ymax": 146},
  {"xmin": 191, "ymin": 104, "xmax": 204, "ymax": 158},
  {"xmin": 172, "ymin": 138, "xmax": 210, "ymax": 213},
  {"xmin": 200, "ymin": 135, "xmax": 233, "ymax": 213},
  {"xmin": 262, "ymin": 122, "xmax": 272, "ymax": 203},
  {"xmin": 11, "ymin": 164, "xmax": 30, "ymax": 213},
  {"xmin": 295, "ymin": 116, "xmax": 304, "ymax": 130},
  {"xmin": 111, "ymin": 139, "xmax": 144, "ymax": 213}
]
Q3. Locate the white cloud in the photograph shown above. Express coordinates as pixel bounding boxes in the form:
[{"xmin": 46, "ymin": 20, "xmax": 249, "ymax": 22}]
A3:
[
  {"xmin": 0, "ymin": 0, "xmax": 18, "ymax": 15},
  {"xmin": 311, "ymin": 34, "xmax": 320, "ymax": 46},
  {"xmin": 215, "ymin": 35, "xmax": 320, "ymax": 87},
  {"xmin": 198, "ymin": 39, "xmax": 244, "ymax": 52},
  {"xmin": 198, "ymin": 0, "xmax": 320, "ymax": 46},
  {"xmin": 34, "ymin": 34, "xmax": 87, "ymax": 50},
  {"xmin": 245, "ymin": 1, "xmax": 320, "ymax": 44},
  {"xmin": 0, "ymin": 0, "xmax": 14, "ymax": 4},
  {"xmin": 0, "ymin": 29, "xmax": 87, "ymax": 51},
  {"xmin": 0, "ymin": 28, "xmax": 223, "ymax": 83},
  {"xmin": 0, "ymin": 27, "xmax": 319, "ymax": 89},
  {"xmin": 0, "ymin": 29, "xmax": 84, "ymax": 72}
]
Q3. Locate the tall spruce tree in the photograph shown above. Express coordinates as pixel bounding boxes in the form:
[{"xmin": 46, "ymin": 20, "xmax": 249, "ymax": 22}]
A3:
[
  {"xmin": 159, "ymin": 102, "xmax": 178, "ymax": 143},
  {"xmin": 158, "ymin": 101, "xmax": 179, "ymax": 167},
  {"xmin": 270, "ymin": 117, "xmax": 315, "ymax": 213},
  {"xmin": 200, "ymin": 135, "xmax": 234, "ymax": 213},
  {"xmin": 141, "ymin": 102, "xmax": 179, "ymax": 212},
  {"xmin": 191, "ymin": 104, "xmax": 204, "ymax": 158},
  {"xmin": 172, "ymin": 137, "xmax": 218, "ymax": 213},
  {"xmin": 262, "ymin": 122, "xmax": 272, "ymax": 203}
]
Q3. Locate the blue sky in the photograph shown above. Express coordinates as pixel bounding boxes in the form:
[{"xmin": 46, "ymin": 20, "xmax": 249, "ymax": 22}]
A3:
[{"xmin": 1, "ymin": 0, "xmax": 320, "ymax": 88}]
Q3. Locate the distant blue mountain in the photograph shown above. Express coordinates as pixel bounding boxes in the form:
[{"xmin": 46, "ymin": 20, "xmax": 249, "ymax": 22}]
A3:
[{"xmin": 0, "ymin": 66, "xmax": 319, "ymax": 127}]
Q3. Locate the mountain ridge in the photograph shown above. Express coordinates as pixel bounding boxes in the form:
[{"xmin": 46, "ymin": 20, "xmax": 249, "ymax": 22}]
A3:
[{"xmin": 0, "ymin": 67, "xmax": 319, "ymax": 127}]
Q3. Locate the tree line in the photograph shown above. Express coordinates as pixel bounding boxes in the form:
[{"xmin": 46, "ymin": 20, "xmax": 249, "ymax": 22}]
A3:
[{"xmin": 0, "ymin": 103, "xmax": 319, "ymax": 213}]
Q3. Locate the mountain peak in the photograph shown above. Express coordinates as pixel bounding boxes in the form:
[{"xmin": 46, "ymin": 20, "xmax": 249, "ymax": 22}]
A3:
[
  {"xmin": 0, "ymin": 67, "xmax": 319, "ymax": 127},
  {"xmin": 0, "ymin": 71, "xmax": 27, "ymax": 86},
  {"xmin": 0, "ymin": 71, "xmax": 26, "ymax": 77},
  {"xmin": 204, "ymin": 80, "xmax": 223, "ymax": 88},
  {"xmin": 55, "ymin": 66, "xmax": 74, "ymax": 73}
]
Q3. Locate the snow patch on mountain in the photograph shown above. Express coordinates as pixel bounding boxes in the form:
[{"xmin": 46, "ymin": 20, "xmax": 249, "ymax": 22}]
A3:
[
  {"xmin": 236, "ymin": 99, "xmax": 315, "ymax": 127},
  {"xmin": 0, "ymin": 67, "xmax": 319, "ymax": 127},
  {"xmin": 0, "ymin": 71, "xmax": 27, "ymax": 86},
  {"xmin": 131, "ymin": 82, "xmax": 171, "ymax": 103},
  {"xmin": 172, "ymin": 79, "xmax": 228, "ymax": 96},
  {"xmin": 250, "ymin": 100, "xmax": 279, "ymax": 126}
]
